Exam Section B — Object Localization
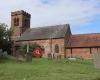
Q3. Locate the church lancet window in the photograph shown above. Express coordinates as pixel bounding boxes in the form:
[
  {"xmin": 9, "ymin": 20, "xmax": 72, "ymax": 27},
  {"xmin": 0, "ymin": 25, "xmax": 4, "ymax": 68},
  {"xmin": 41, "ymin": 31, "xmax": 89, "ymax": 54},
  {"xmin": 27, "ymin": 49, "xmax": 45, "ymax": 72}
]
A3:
[{"xmin": 55, "ymin": 44, "xmax": 59, "ymax": 53}]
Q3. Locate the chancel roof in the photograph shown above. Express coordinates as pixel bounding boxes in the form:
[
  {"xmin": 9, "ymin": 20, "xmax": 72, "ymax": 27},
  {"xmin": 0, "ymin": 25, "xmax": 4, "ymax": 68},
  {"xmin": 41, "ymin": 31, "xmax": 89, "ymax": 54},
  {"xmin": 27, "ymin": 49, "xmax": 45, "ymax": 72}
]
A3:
[{"xmin": 67, "ymin": 33, "xmax": 100, "ymax": 48}]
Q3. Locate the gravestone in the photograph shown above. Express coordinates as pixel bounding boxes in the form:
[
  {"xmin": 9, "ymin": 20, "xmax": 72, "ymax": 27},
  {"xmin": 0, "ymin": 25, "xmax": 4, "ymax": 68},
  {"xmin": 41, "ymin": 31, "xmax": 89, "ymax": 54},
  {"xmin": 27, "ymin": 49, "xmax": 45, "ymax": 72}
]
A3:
[
  {"xmin": 3, "ymin": 51, "xmax": 8, "ymax": 57},
  {"xmin": 16, "ymin": 50, "xmax": 25, "ymax": 62},
  {"xmin": 54, "ymin": 53, "xmax": 61, "ymax": 62},
  {"xmin": 0, "ymin": 49, "xmax": 3, "ymax": 57},
  {"xmin": 93, "ymin": 53, "xmax": 100, "ymax": 69},
  {"xmin": 47, "ymin": 53, "xmax": 52, "ymax": 59},
  {"xmin": 26, "ymin": 53, "xmax": 32, "ymax": 62},
  {"xmin": 67, "ymin": 57, "xmax": 77, "ymax": 61}
]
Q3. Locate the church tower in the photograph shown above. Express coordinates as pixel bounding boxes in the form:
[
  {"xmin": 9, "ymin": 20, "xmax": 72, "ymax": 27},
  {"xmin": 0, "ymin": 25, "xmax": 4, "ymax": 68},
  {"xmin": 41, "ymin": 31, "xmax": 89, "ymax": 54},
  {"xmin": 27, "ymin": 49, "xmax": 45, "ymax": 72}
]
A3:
[{"xmin": 11, "ymin": 10, "xmax": 31, "ymax": 41}]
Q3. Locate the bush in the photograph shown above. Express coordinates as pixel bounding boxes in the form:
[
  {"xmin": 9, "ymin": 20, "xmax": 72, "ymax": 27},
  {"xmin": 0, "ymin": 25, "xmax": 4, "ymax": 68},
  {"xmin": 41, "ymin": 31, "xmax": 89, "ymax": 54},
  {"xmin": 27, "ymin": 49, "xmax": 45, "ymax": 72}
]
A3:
[{"xmin": 20, "ymin": 42, "xmax": 44, "ymax": 54}]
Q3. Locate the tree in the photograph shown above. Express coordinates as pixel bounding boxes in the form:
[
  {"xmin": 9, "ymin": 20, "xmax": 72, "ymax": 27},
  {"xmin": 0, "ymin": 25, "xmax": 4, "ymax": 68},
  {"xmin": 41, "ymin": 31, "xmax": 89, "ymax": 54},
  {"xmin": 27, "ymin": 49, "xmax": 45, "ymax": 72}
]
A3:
[{"xmin": 0, "ymin": 23, "xmax": 12, "ymax": 54}]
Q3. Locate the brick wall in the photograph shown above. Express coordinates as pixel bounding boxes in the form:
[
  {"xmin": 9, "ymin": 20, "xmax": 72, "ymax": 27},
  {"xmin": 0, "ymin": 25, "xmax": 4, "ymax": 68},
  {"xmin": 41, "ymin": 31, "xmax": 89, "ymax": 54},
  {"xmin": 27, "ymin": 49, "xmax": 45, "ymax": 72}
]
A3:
[{"xmin": 66, "ymin": 48, "xmax": 100, "ymax": 59}]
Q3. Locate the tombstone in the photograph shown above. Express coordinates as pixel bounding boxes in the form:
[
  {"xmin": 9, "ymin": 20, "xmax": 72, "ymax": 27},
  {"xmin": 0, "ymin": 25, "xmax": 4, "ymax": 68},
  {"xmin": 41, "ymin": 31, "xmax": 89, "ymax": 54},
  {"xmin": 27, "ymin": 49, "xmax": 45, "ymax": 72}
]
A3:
[
  {"xmin": 26, "ymin": 53, "xmax": 32, "ymax": 62},
  {"xmin": 52, "ymin": 54, "xmax": 55, "ymax": 59},
  {"xmin": 93, "ymin": 53, "xmax": 100, "ymax": 69},
  {"xmin": 67, "ymin": 57, "xmax": 77, "ymax": 61},
  {"xmin": 47, "ymin": 53, "xmax": 52, "ymax": 59},
  {"xmin": 3, "ymin": 51, "xmax": 8, "ymax": 57},
  {"xmin": 0, "ymin": 49, "xmax": 3, "ymax": 57},
  {"xmin": 0, "ymin": 49, "xmax": 2, "ymax": 52},
  {"xmin": 54, "ymin": 53, "xmax": 61, "ymax": 62},
  {"xmin": 16, "ymin": 50, "xmax": 25, "ymax": 62}
]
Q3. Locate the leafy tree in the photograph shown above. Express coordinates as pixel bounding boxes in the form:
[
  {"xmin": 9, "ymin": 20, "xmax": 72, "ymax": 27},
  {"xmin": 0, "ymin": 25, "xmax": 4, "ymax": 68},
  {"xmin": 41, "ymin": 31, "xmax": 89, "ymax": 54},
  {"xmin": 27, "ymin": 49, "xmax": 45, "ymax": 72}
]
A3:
[{"xmin": 0, "ymin": 23, "xmax": 12, "ymax": 54}]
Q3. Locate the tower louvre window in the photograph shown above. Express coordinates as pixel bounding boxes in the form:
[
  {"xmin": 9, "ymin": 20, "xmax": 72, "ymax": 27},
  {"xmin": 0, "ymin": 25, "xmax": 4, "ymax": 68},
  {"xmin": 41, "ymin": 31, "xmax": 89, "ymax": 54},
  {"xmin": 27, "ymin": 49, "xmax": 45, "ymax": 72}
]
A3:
[
  {"xmin": 24, "ymin": 19, "xmax": 29, "ymax": 27},
  {"xmin": 14, "ymin": 18, "xmax": 19, "ymax": 26}
]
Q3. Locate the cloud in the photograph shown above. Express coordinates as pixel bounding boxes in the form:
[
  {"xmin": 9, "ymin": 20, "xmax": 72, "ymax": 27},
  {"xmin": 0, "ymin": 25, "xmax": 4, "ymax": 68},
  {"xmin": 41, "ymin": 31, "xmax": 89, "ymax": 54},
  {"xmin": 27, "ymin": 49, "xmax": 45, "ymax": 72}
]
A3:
[{"xmin": 0, "ymin": 0, "xmax": 100, "ymax": 28}]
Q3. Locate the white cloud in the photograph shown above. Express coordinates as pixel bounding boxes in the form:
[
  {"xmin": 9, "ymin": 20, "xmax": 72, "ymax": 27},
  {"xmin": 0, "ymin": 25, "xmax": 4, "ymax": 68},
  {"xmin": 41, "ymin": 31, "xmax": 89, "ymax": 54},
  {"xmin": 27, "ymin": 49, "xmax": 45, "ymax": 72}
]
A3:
[{"xmin": 0, "ymin": 0, "xmax": 100, "ymax": 27}]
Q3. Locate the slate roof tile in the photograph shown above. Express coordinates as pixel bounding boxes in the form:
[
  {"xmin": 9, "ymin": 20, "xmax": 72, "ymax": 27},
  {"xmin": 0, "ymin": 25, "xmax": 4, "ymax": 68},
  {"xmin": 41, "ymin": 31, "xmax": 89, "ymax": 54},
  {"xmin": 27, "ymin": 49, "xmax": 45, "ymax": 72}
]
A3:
[{"xmin": 17, "ymin": 24, "xmax": 69, "ymax": 41}]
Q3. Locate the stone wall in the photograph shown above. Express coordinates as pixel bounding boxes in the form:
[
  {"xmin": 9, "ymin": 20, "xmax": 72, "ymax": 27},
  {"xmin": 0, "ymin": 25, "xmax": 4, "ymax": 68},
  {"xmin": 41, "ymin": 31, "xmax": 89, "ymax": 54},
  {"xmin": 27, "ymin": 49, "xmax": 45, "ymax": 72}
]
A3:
[{"xmin": 66, "ymin": 48, "xmax": 100, "ymax": 59}]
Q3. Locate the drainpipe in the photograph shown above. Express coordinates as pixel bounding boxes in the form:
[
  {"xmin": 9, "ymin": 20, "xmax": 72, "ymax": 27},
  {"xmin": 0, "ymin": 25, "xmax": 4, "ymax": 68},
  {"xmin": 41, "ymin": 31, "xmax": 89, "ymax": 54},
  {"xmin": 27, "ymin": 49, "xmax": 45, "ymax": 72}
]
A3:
[{"xmin": 71, "ymin": 48, "xmax": 73, "ymax": 58}]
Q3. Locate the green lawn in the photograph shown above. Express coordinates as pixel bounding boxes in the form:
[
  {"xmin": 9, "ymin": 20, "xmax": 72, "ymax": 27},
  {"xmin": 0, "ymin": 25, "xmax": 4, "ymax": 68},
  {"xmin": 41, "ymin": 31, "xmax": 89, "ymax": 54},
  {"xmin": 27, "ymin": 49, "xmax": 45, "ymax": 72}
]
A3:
[{"xmin": 0, "ymin": 57, "xmax": 100, "ymax": 80}]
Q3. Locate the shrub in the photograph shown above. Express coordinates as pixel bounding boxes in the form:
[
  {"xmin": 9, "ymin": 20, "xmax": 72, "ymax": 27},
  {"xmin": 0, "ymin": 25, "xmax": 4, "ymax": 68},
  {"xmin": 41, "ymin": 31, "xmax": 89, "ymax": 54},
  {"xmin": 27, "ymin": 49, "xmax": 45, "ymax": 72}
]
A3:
[{"xmin": 20, "ymin": 42, "xmax": 44, "ymax": 54}]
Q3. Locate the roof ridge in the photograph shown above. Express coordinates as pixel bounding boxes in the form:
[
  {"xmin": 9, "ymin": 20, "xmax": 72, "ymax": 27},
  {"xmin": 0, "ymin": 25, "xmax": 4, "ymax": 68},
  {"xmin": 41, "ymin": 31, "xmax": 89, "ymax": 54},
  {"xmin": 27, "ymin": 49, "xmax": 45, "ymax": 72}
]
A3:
[
  {"xmin": 72, "ymin": 33, "xmax": 100, "ymax": 36},
  {"xmin": 30, "ymin": 24, "xmax": 69, "ymax": 29}
]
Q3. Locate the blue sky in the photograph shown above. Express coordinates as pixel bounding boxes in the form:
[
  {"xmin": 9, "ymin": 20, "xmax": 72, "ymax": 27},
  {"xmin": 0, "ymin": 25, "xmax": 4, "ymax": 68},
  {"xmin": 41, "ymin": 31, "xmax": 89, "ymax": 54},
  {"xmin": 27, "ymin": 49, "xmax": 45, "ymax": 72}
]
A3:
[{"xmin": 0, "ymin": 0, "xmax": 100, "ymax": 34}]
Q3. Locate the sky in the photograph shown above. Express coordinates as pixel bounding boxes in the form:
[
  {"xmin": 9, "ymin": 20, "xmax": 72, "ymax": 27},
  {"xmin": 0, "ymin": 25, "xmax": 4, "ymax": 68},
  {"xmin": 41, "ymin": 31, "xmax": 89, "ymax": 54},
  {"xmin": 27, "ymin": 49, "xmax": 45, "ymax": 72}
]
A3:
[{"xmin": 0, "ymin": 0, "xmax": 100, "ymax": 34}]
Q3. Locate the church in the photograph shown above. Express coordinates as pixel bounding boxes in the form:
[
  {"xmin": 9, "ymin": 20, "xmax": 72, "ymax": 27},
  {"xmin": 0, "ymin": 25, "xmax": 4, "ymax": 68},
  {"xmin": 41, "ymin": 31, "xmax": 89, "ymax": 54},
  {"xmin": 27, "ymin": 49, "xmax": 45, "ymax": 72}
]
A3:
[{"xmin": 11, "ymin": 10, "xmax": 100, "ymax": 59}]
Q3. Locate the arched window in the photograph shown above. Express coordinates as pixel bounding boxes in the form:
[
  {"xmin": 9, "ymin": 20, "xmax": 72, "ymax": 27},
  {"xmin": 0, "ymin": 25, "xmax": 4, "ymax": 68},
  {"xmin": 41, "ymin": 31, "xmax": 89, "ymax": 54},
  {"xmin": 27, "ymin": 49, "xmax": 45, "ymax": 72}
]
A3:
[{"xmin": 55, "ymin": 44, "xmax": 59, "ymax": 53}]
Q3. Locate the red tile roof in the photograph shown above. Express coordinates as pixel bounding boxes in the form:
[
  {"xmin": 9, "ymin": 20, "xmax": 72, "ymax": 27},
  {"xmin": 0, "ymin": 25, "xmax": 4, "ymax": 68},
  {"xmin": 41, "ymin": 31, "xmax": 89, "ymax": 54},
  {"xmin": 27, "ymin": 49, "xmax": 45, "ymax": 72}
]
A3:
[{"xmin": 67, "ymin": 33, "xmax": 100, "ymax": 48}]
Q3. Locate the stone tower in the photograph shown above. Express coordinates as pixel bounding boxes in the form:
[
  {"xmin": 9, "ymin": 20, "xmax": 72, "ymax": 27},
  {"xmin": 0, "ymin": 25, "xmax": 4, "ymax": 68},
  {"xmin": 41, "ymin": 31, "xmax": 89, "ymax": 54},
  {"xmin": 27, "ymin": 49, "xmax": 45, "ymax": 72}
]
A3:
[{"xmin": 11, "ymin": 10, "xmax": 31, "ymax": 41}]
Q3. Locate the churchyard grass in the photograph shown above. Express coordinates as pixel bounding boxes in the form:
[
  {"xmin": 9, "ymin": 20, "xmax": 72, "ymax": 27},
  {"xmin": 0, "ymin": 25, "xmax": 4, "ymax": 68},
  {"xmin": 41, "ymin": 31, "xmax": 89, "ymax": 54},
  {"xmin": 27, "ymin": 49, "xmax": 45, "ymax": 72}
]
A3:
[{"xmin": 0, "ymin": 56, "xmax": 100, "ymax": 80}]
